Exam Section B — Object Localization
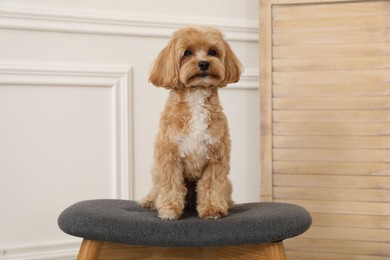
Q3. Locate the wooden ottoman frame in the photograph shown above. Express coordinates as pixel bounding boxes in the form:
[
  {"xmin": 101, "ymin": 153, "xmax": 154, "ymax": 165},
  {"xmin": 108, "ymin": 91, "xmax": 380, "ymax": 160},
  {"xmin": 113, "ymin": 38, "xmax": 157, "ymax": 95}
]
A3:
[{"xmin": 77, "ymin": 239, "xmax": 286, "ymax": 260}]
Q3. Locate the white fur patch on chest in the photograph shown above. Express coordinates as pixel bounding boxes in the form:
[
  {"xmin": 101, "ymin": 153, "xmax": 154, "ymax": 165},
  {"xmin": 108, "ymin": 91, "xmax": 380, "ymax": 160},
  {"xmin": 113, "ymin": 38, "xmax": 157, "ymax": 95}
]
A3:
[{"xmin": 176, "ymin": 89, "xmax": 215, "ymax": 158}]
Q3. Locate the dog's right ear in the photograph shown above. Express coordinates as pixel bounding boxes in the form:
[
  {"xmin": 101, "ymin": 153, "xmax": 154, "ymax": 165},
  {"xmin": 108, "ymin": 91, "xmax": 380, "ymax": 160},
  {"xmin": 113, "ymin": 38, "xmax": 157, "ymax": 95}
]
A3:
[{"xmin": 149, "ymin": 38, "xmax": 180, "ymax": 89}]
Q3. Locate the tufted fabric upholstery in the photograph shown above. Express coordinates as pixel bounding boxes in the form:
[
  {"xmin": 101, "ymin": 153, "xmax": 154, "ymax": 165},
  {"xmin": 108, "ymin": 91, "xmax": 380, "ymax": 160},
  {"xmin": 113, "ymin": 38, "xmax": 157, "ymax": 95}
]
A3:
[{"xmin": 58, "ymin": 199, "xmax": 311, "ymax": 247}]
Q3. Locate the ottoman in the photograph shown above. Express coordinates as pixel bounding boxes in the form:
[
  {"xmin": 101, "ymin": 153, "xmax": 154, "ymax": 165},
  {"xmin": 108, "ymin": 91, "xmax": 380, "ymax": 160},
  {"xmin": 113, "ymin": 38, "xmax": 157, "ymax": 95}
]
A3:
[{"xmin": 58, "ymin": 200, "xmax": 311, "ymax": 259}]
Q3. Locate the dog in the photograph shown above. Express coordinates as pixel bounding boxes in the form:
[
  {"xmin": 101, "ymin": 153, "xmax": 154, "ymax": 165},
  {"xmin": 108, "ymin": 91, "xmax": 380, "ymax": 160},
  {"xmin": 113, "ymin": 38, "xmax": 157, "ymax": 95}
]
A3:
[{"xmin": 139, "ymin": 26, "xmax": 243, "ymax": 220}]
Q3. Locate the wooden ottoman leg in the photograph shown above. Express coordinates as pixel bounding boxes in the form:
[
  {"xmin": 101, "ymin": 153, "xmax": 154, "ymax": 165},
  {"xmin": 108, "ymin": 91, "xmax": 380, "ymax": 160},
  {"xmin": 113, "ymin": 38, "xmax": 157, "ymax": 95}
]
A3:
[
  {"xmin": 262, "ymin": 242, "xmax": 287, "ymax": 260},
  {"xmin": 77, "ymin": 239, "xmax": 103, "ymax": 260}
]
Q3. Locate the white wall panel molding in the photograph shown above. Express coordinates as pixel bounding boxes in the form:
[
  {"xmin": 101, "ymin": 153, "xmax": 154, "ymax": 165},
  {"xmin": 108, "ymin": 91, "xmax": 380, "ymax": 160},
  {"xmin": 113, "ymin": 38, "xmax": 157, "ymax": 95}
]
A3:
[
  {"xmin": 0, "ymin": 1, "xmax": 258, "ymax": 259},
  {"xmin": 0, "ymin": 62, "xmax": 134, "ymax": 200},
  {"xmin": 0, "ymin": 4, "xmax": 258, "ymax": 42},
  {"xmin": 227, "ymin": 68, "xmax": 259, "ymax": 90}
]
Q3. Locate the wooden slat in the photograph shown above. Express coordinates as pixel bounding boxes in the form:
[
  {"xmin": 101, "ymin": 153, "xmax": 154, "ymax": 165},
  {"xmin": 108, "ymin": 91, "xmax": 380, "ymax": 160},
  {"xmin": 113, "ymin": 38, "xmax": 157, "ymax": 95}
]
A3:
[
  {"xmin": 273, "ymin": 110, "xmax": 390, "ymax": 123},
  {"xmin": 273, "ymin": 174, "xmax": 390, "ymax": 189},
  {"xmin": 284, "ymin": 238, "xmax": 390, "ymax": 257},
  {"xmin": 273, "ymin": 42, "xmax": 390, "ymax": 59},
  {"xmin": 273, "ymin": 109, "xmax": 390, "ymax": 122},
  {"xmin": 273, "ymin": 136, "xmax": 390, "ymax": 149},
  {"xmin": 272, "ymin": 1, "xmax": 390, "ymax": 20},
  {"xmin": 273, "ymin": 14, "xmax": 390, "ymax": 33},
  {"xmin": 273, "ymin": 70, "xmax": 390, "ymax": 84},
  {"xmin": 273, "ymin": 83, "xmax": 390, "ymax": 98},
  {"xmin": 273, "ymin": 199, "xmax": 390, "ymax": 216},
  {"xmin": 273, "ymin": 28, "xmax": 389, "ymax": 46},
  {"xmin": 263, "ymin": 1, "xmax": 390, "ymax": 258},
  {"xmin": 274, "ymin": 148, "xmax": 390, "ymax": 162},
  {"xmin": 311, "ymin": 213, "xmax": 390, "ymax": 229},
  {"xmin": 286, "ymin": 251, "xmax": 387, "ymax": 260},
  {"xmin": 273, "ymin": 161, "xmax": 390, "ymax": 176},
  {"xmin": 273, "ymin": 122, "xmax": 390, "ymax": 136},
  {"xmin": 274, "ymin": 186, "xmax": 390, "ymax": 202},
  {"xmin": 216, "ymin": 243, "xmax": 285, "ymax": 260},
  {"xmin": 273, "ymin": 56, "xmax": 390, "ymax": 72},
  {"xmin": 273, "ymin": 96, "xmax": 390, "ymax": 110},
  {"xmin": 303, "ymin": 226, "xmax": 390, "ymax": 243},
  {"xmin": 97, "ymin": 243, "xmax": 152, "ymax": 259},
  {"xmin": 259, "ymin": 0, "xmax": 273, "ymax": 202}
]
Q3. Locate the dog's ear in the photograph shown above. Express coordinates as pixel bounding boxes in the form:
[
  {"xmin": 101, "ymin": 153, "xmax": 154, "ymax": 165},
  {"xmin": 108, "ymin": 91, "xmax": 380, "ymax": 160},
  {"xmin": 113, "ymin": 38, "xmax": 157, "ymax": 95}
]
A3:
[
  {"xmin": 220, "ymin": 40, "xmax": 243, "ymax": 87},
  {"xmin": 149, "ymin": 38, "xmax": 180, "ymax": 89}
]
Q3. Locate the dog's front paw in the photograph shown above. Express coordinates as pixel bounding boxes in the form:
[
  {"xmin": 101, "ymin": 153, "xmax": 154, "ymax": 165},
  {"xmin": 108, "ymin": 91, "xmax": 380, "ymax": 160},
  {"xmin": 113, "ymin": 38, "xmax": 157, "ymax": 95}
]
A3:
[
  {"xmin": 158, "ymin": 206, "xmax": 182, "ymax": 220},
  {"xmin": 203, "ymin": 213, "xmax": 222, "ymax": 220},
  {"xmin": 198, "ymin": 207, "xmax": 228, "ymax": 220}
]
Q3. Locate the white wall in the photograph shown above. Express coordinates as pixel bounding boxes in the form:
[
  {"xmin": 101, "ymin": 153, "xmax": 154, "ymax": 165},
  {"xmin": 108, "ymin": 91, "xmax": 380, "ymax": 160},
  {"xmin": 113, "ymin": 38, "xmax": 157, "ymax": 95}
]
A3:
[{"xmin": 0, "ymin": 0, "xmax": 259, "ymax": 258}]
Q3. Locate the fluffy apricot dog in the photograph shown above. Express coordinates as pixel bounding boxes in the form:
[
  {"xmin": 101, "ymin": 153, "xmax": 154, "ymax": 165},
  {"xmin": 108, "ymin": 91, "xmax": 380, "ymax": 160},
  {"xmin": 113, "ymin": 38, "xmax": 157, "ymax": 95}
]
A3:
[{"xmin": 140, "ymin": 27, "xmax": 243, "ymax": 220}]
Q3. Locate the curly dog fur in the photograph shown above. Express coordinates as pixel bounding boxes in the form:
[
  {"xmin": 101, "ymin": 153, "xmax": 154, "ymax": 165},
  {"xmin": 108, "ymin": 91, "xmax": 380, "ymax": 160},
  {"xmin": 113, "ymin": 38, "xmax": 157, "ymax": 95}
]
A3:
[{"xmin": 140, "ymin": 27, "xmax": 243, "ymax": 220}]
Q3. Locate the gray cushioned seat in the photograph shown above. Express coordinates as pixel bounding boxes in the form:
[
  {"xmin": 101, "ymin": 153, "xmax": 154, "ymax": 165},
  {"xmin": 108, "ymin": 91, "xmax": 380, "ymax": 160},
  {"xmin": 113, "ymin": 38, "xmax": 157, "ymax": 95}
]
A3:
[{"xmin": 58, "ymin": 199, "xmax": 311, "ymax": 247}]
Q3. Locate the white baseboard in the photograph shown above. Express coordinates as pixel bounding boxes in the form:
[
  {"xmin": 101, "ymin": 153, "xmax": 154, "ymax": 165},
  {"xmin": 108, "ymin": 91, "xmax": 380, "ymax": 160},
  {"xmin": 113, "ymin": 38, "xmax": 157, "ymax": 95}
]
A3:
[{"xmin": 1, "ymin": 240, "xmax": 80, "ymax": 260}]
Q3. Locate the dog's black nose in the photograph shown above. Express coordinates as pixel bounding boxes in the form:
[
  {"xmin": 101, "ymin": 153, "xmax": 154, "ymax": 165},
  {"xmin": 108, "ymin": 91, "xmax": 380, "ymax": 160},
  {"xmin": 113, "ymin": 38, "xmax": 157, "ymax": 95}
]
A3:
[{"xmin": 198, "ymin": 61, "xmax": 210, "ymax": 71}]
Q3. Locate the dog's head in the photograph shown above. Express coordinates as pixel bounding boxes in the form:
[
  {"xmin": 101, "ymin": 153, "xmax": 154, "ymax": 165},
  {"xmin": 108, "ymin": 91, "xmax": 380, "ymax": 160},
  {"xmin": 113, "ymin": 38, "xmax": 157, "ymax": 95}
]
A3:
[{"xmin": 149, "ymin": 27, "xmax": 243, "ymax": 89}]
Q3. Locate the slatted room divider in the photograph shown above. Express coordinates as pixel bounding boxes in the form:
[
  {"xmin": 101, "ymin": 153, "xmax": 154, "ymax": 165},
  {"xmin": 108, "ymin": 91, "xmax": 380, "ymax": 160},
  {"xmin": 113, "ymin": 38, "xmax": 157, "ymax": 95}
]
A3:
[{"xmin": 260, "ymin": 0, "xmax": 390, "ymax": 258}]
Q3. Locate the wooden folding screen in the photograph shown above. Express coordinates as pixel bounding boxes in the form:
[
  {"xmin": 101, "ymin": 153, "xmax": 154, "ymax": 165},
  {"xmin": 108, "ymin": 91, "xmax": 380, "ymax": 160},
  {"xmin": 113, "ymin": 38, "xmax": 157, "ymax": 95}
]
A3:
[{"xmin": 259, "ymin": 0, "xmax": 390, "ymax": 258}]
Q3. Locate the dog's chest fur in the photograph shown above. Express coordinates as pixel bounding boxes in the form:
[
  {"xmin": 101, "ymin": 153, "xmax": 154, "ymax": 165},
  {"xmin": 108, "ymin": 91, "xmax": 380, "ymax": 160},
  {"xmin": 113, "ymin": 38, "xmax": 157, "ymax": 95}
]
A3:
[{"xmin": 174, "ymin": 89, "xmax": 215, "ymax": 160}]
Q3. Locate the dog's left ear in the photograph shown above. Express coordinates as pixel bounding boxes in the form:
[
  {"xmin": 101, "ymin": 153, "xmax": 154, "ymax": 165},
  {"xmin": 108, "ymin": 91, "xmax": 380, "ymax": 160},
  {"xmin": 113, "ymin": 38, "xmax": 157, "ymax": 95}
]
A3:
[
  {"xmin": 149, "ymin": 38, "xmax": 180, "ymax": 89},
  {"xmin": 221, "ymin": 41, "xmax": 243, "ymax": 87}
]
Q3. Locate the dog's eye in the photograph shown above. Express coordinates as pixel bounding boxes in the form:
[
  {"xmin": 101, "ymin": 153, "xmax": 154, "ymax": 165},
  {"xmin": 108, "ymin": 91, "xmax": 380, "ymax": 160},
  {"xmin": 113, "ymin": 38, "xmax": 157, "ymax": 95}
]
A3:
[
  {"xmin": 208, "ymin": 50, "xmax": 217, "ymax": 56},
  {"xmin": 184, "ymin": 50, "xmax": 192, "ymax": 57}
]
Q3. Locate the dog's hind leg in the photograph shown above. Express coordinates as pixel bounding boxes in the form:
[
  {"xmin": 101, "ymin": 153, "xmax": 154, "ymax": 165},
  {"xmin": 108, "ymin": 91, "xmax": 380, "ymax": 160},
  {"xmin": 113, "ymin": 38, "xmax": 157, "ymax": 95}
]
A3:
[{"xmin": 139, "ymin": 186, "xmax": 158, "ymax": 210}]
